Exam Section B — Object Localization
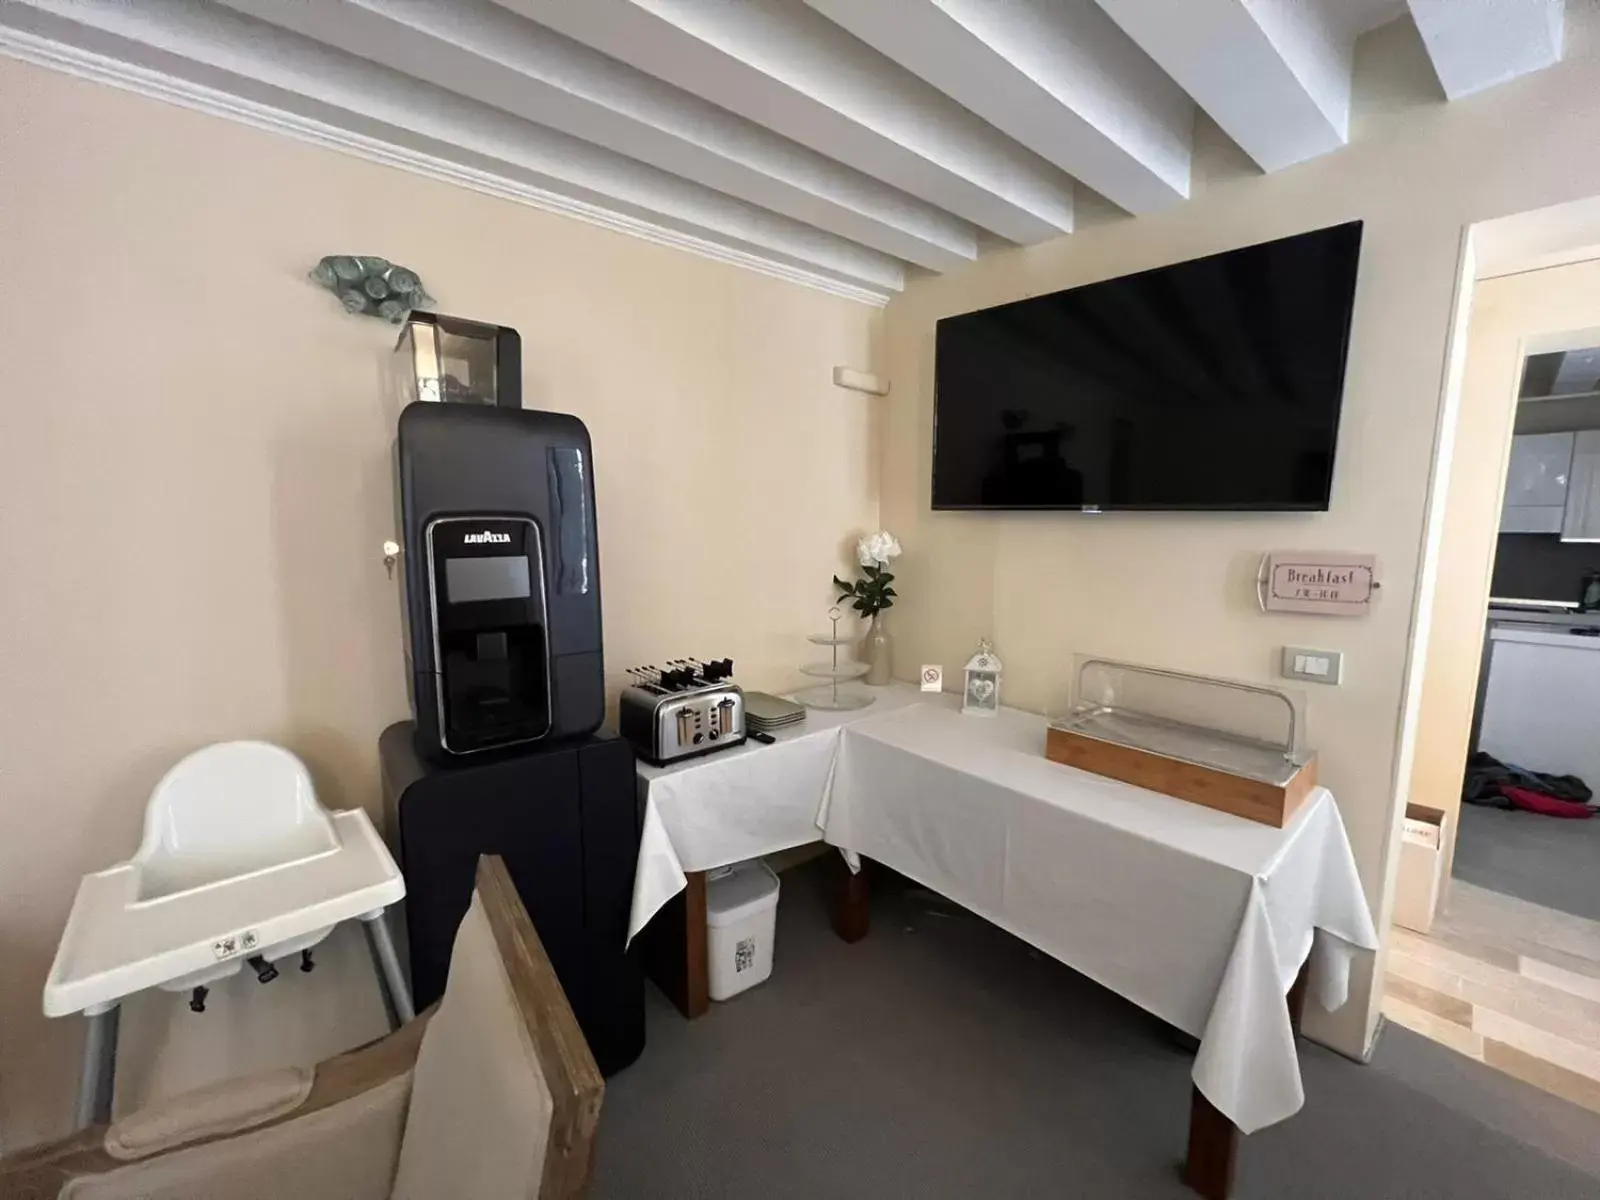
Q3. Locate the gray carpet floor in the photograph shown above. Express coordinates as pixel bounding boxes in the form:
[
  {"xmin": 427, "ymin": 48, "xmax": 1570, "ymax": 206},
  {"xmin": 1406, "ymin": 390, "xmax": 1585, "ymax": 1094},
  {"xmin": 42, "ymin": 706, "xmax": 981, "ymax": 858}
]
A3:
[
  {"xmin": 594, "ymin": 862, "xmax": 1600, "ymax": 1200},
  {"xmin": 1454, "ymin": 802, "xmax": 1600, "ymax": 922}
]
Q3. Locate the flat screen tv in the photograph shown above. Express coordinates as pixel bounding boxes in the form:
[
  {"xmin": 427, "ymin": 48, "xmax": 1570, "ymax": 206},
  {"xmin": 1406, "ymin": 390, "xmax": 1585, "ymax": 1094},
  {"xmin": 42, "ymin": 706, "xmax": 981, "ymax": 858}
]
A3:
[{"xmin": 931, "ymin": 221, "xmax": 1363, "ymax": 512}]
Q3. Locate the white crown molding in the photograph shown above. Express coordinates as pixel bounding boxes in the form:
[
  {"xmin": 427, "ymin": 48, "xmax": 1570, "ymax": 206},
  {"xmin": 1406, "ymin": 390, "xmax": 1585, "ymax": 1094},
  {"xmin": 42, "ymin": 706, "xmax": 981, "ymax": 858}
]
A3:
[{"xmin": 0, "ymin": 24, "xmax": 893, "ymax": 308}]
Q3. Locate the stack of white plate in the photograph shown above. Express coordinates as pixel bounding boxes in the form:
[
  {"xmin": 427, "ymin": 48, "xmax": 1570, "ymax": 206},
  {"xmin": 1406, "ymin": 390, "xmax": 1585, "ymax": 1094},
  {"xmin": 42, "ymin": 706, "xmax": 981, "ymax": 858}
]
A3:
[{"xmin": 743, "ymin": 691, "xmax": 807, "ymax": 735}]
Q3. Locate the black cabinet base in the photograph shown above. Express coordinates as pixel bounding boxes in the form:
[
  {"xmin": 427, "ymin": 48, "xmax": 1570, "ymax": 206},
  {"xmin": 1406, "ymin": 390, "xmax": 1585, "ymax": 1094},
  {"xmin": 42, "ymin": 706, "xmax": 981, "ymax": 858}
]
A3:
[{"xmin": 380, "ymin": 721, "xmax": 644, "ymax": 1076}]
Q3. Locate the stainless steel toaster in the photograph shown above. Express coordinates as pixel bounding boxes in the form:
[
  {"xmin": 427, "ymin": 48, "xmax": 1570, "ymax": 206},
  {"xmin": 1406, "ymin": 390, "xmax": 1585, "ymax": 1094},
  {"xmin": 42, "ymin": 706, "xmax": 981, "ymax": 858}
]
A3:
[{"xmin": 619, "ymin": 660, "xmax": 746, "ymax": 766}]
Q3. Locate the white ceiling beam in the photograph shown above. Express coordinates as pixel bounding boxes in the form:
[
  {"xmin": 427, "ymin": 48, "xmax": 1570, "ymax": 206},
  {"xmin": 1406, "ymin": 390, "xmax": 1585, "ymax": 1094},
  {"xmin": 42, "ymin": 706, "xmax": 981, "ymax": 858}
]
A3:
[
  {"xmin": 1094, "ymin": 0, "xmax": 1354, "ymax": 173},
  {"xmin": 1339, "ymin": 1, "xmax": 1409, "ymax": 39},
  {"xmin": 802, "ymin": 0, "xmax": 1191, "ymax": 215},
  {"xmin": 217, "ymin": 0, "xmax": 977, "ymax": 272},
  {"xmin": 2, "ymin": 0, "xmax": 905, "ymax": 298},
  {"xmin": 1407, "ymin": 0, "xmax": 1564, "ymax": 100},
  {"xmin": 491, "ymin": 0, "xmax": 1076, "ymax": 244}
]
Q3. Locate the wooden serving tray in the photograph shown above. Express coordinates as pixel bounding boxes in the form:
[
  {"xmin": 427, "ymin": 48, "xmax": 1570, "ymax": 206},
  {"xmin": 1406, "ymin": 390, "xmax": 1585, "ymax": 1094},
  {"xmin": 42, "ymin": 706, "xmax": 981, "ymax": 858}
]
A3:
[{"xmin": 1045, "ymin": 725, "xmax": 1318, "ymax": 828}]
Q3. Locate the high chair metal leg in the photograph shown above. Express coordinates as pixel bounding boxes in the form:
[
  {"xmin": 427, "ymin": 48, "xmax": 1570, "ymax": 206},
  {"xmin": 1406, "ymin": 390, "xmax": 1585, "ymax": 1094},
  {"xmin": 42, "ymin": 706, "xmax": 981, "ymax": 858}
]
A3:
[
  {"xmin": 362, "ymin": 908, "xmax": 415, "ymax": 1027},
  {"xmin": 74, "ymin": 1004, "xmax": 119, "ymax": 1130}
]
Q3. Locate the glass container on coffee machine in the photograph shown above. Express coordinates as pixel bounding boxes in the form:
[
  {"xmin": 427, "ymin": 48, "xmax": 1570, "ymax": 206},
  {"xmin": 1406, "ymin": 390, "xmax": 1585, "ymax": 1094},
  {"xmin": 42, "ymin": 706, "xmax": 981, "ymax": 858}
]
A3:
[{"xmin": 389, "ymin": 312, "xmax": 522, "ymax": 412}]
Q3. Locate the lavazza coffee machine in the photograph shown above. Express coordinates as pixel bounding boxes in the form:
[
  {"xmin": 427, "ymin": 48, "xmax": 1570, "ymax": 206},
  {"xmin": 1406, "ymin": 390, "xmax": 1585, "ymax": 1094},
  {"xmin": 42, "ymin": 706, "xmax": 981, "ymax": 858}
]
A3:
[
  {"xmin": 395, "ymin": 400, "xmax": 603, "ymax": 759},
  {"xmin": 378, "ymin": 313, "xmax": 643, "ymax": 1076}
]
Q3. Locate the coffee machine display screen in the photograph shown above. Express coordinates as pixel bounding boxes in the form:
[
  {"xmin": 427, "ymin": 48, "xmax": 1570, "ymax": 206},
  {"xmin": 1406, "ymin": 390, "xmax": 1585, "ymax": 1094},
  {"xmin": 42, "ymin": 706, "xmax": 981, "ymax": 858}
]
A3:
[{"xmin": 445, "ymin": 555, "xmax": 532, "ymax": 604}]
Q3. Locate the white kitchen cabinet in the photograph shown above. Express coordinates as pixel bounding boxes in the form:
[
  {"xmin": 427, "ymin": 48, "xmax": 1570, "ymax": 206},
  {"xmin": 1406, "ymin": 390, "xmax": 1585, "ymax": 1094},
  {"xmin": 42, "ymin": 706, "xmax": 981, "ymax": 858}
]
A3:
[
  {"xmin": 1501, "ymin": 431, "xmax": 1575, "ymax": 533},
  {"xmin": 1502, "ymin": 504, "xmax": 1566, "ymax": 534},
  {"xmin": 1479, "ymin": 627, "xmax": 1600, "ymax": 788},
  {"xmin": 1560, "ymin": 429, "xmax": 1600, "ymax": 542}
]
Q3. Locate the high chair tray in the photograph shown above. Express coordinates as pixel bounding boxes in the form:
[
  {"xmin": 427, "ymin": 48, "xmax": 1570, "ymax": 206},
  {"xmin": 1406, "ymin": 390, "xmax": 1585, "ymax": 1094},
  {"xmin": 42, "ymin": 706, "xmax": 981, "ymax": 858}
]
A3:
[{"xmin": 44, "ymin": 809, "xmax": 403, "ymax": 1017}]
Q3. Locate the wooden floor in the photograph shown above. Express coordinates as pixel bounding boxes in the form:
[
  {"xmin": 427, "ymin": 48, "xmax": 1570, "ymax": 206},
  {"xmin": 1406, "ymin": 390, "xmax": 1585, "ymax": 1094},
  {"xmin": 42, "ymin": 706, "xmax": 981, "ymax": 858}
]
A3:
[{"xmin": 1384, "ymin": 879, "xmax": 1600, "ymax": 1114}]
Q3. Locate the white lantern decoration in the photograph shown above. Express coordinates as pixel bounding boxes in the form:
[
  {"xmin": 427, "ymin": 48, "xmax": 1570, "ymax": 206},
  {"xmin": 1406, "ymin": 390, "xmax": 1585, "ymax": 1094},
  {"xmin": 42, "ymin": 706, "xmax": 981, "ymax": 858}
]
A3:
[{"xmin": 962, "ymin": 639, "xmax": 1002, "ymax": 716}]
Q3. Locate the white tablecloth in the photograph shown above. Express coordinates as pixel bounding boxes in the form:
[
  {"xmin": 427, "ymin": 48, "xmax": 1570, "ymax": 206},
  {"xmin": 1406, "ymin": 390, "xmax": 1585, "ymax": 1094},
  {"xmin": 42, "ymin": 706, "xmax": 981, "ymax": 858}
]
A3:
[
  {"xmin": 819, "ymin": 702, "xmax": 1378, "ymax": 1135},
  {"xmin": 627, "ymin": 686, "xmax": 927, "ymax": 941}
]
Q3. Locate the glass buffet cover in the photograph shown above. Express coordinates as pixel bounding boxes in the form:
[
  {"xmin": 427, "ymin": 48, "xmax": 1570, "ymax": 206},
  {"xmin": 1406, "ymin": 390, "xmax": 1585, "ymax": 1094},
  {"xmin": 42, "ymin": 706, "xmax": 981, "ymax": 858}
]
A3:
[{"xmin": 1050, "ymin": 656, "xmax": 1310, "ymax": 787}]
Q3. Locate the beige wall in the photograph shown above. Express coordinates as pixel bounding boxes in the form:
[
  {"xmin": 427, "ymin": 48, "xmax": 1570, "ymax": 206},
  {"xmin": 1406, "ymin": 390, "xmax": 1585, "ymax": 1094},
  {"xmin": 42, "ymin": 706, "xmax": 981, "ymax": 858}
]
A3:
[
  {"xmin": 878, "ymin": 15, "xmax": 1600, "ymax": 1058},
  {"xmin": 1408, "ymin": 258, "xmax": 1600, "ymax": 892},
  {"xmin": 0, "ymin": 57, "xmax": 878, "ymax": 1144}
]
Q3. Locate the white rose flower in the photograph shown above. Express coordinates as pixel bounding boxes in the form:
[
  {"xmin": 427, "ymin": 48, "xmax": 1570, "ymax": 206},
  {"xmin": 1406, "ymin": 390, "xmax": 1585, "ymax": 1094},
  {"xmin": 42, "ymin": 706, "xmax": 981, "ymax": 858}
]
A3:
[{"xmin": 857, "ymin": 530, "xmax": 903, "ymax": 567}]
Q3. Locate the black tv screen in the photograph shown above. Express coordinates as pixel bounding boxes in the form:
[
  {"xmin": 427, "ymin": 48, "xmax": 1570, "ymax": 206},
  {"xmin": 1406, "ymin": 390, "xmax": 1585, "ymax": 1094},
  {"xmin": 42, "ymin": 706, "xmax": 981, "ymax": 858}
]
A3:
[{"xmin": 931, "ymin": 222, "xmax": 1362, "ymax": 512}]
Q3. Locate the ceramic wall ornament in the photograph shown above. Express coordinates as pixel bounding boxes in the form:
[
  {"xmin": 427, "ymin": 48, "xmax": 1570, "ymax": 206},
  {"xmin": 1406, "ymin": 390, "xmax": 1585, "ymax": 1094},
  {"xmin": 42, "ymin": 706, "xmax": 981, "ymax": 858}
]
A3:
[
  {"xmin": 962, "ymin": 639, "xmax": 1002, "ymax": 716},
  {"xmin": 310, "ymin": 255, "xmax": 434, "ymax": 323}
]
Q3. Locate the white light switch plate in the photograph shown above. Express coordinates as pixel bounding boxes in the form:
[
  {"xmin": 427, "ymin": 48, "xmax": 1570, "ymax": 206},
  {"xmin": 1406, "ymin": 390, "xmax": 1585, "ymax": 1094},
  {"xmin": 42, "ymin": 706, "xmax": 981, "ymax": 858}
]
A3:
[{"xmin": 1282, "ymin": 646, "xmax": 1344, "ymax": 685}]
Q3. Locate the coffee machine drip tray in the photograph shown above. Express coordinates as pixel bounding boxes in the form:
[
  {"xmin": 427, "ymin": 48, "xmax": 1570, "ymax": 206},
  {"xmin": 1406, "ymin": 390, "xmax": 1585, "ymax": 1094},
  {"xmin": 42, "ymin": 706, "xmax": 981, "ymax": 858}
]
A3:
[{"xmin": 441, "ymin": 627, "xmax": 551, "ymax": 751}]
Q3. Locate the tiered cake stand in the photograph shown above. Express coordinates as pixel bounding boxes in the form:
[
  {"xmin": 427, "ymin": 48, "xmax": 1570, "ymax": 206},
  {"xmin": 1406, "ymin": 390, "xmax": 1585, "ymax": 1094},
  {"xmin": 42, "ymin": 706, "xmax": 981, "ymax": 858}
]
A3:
[{"xmin": 795, "ymin": 607, "xmax": 875, "ymax": 712}]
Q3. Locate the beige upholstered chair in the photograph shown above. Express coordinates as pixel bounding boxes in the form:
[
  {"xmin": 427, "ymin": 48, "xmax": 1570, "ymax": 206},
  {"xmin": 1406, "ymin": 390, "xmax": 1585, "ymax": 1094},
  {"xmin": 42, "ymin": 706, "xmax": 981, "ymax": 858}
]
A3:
[{"xmin": 0, "ymin": 856, "xmax": 603, "ymax": 1200}]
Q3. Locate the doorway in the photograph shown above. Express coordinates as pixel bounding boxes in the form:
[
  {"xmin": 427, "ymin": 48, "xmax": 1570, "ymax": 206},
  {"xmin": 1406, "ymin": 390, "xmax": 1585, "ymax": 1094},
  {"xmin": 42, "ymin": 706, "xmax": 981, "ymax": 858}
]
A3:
[{"xmin": 1388, "ymin": 204, "xmax": 1600, "ymax": 1112}]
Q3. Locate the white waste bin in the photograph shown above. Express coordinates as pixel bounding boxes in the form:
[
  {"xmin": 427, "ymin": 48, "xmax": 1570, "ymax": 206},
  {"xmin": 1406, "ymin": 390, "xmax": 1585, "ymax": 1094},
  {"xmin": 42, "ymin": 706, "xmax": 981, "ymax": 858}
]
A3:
[
  {"xmin": 1393, "ymin": 803, "xmax": 1448, "ymax": 933},
  {"xmin": 706, "ymin": 859, "xmax": 780, "ymax": 1001}
]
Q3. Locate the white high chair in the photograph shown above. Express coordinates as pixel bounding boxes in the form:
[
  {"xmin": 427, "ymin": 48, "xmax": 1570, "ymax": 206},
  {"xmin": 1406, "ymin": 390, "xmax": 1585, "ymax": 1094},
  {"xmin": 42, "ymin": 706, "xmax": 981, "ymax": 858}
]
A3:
[{"xmin": 44, "ymin": 742, "xmax": 411, "ymax": 1131}]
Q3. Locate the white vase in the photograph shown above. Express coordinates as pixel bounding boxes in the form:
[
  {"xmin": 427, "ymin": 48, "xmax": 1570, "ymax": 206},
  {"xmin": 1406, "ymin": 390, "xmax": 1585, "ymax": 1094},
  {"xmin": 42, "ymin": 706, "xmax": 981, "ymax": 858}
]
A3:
[{"xmin": 863, "ymin": 612, "xmax": 893, "ymax": 686}]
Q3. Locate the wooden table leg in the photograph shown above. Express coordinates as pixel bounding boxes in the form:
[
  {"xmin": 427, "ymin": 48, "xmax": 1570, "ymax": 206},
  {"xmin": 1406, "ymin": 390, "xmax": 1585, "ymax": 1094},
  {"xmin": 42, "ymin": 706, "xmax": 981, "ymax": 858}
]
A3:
[
  {"xmin": 641, "ymin": 870, "xmax": 710, "ymax": 1019},
  {"xmin": 682, "ymin": 870, "xmax": 709, "ymax": 1017},
  {"xmin": 1287, "ymin": 956, "xmax": 1310, "ymax": 1035},
  {"xmin": 1183, "ymin": 1086, "xmax": 1237, "ymax": 1200},
  {"xmin": 1182, "ymin": 956, "xmax": 1313, "ymax": 1198},
  {"xmin": 832, "ymin": 856, "xmax": 870, "ymax": 943}
]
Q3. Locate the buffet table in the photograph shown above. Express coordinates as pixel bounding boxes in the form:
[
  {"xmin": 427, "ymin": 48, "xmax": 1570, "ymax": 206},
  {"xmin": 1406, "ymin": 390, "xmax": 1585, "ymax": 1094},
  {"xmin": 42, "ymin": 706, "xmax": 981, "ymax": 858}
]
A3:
[
  {"xmin": 630, "ymin": 684, "xmax": 928, "ymax": 939},
  {"xmin": 820, "ymin": 703, "xmax": 1377, "ymax": 1133},
  {"xmin": 629, "ymin": 686, "xmax": 1378, "ymax": 1198},
  {"xmin": 630, "ymin": 686, "xmax": 923, "ymax": 1015}
]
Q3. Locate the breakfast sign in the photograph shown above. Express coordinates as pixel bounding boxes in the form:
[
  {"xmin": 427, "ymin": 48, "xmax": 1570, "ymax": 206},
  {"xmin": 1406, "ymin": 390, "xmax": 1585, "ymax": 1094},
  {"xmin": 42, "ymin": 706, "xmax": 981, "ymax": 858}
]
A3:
[{"xmin": 1259, "ymin": 551, "xmax": 1379, "ymax": 616}]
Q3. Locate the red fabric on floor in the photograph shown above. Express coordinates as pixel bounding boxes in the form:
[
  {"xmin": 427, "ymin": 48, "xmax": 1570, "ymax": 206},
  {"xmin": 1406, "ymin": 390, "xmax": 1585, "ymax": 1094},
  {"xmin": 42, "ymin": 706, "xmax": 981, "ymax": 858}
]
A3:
[{"xmin": 1500, "ymin": 785, "xmax": 1596, "ymax": 819}]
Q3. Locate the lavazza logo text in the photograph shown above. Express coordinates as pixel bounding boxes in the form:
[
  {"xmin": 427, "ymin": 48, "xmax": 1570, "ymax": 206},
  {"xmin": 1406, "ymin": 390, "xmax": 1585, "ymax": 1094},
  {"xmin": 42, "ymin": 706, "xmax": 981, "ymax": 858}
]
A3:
[{"xmin": 463, "ymin": 531, "xmax": 511, "ymax": 544}]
